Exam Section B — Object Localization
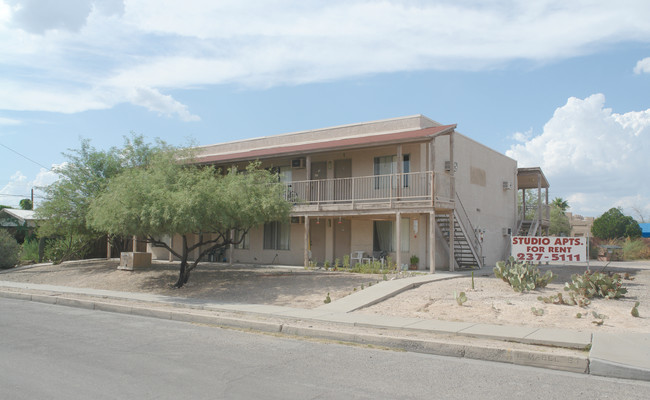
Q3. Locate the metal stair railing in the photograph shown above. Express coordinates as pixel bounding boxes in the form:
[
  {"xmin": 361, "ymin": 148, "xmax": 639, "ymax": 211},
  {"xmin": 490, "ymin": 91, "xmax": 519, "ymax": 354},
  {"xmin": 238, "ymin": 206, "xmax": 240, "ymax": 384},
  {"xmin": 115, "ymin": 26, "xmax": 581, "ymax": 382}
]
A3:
[{"xmin": 453, "ymin": 193, "xmax": 483, "ymax": 268}]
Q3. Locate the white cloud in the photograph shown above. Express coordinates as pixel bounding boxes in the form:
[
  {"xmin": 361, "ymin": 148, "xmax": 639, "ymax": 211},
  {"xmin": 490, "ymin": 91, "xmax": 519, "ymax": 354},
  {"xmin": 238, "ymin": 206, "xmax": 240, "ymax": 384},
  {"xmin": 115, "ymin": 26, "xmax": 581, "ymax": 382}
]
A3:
[
  {"xmin": 7, "ymin": 0, "xmax": 123, "ymax": 34},
  {"xmin": 0, "ymin": 166, "xmax": 60, "ymax": 208},
  {"xmin": 127, "ymin": 87, "xmax": 200, "ymax": 122},
  {"xmin": 2, "ymin": 1, "xmax": 650, "ymax": 119},
  {"xmin": 634, "ymin": 57, "xmax": 650, "ymax": 74},
  {"xmin": 0, "ymin": 116, "xmax": 20, "ymax": 125},
  {"xmin": 506, "ymin": 94, "xmax": 650, "ymax": 217},
  {"xmin": 511, "ymin": 129, "xmax": 533, "ymax": 143},
  {"xmin": 0, "ymin": 170, "xmax": 30, "ymax": 207}
]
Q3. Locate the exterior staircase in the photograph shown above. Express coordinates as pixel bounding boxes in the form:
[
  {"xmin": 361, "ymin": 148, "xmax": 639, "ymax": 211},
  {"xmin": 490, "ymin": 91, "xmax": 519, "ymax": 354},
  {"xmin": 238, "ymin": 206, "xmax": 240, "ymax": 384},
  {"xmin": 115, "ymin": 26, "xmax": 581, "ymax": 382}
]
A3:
[
  {"xmin": 516, "ymin": 206, "xmax": 540, "ymax": 236},
  {"xmin": 435, "ymin": 207, "xmax": 483, "ymax": 270}
]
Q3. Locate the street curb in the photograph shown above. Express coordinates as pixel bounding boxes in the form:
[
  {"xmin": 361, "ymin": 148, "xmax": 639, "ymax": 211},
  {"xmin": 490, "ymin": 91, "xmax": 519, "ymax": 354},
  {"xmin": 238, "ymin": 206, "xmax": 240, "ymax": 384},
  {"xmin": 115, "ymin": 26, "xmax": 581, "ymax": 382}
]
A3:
[
  {"xmin": 1, "ymin": 289, "xmax": 589, "ymax": 375},
  {"xmin": 589, "ymin": 332, "xmax": 650, "ymax": 381},
  {"xmin": 590, "ymin": 358, "xmax": 650, "ymax": 381}
]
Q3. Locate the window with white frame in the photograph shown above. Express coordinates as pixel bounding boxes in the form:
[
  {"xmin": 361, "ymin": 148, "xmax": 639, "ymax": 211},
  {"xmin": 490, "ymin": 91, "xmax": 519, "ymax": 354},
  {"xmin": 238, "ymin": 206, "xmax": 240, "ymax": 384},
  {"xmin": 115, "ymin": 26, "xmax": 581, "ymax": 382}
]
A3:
[
  {"xmin": 373, "ymin": 154, "xmax": 410, "ymax": 189},
  {"xmin": 263, "ymin": 221, "xmax": 290, "ymax": 250},
  {"xmin": 372, "ymin": 218, "xmax": 410, "ymax": 253}
]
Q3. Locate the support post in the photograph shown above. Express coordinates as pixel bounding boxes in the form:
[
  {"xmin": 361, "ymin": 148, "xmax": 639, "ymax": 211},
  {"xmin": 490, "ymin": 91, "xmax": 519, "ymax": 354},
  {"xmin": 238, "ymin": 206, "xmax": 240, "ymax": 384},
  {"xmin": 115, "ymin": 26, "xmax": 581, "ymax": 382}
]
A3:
[
  {"xmin": 429, "ymin": 211, "xmax": 436, "ymax": 273},
  {"xmin": 306, "ymin": 155, "xmax": 312, "ymax": 203},
  {"xmin": 537, "ymin": 174, "xmax": 542, "ymax": 236},
  {"xmin": 396, "ymin": 211, "xmax": 402, "ymax": 270},
  {"xmin": 396, "ymin": 144, "xmax": 403, "ymax": 200},
  {"xmin": 429, "ymin": 139, "xmax": 436, "ymax": 206},
  {"xmin": 304, "ymin": 216, "xmax": 310, "ymax": 267},
  {"xmin": 448, "ymin": 211, "xmax": 455, "ymax": 272},
  {"xmin": 449, "ymin": 132, "xmax": 455, "ymax": 203}
]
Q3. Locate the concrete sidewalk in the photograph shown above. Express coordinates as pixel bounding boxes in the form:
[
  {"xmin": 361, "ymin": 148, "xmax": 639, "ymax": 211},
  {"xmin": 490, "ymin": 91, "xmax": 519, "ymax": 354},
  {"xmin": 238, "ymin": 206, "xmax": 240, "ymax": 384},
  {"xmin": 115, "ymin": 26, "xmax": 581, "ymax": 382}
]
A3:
[{"xmin": 1, "ymin": 277, "xmax": 648, "ymax": 381}]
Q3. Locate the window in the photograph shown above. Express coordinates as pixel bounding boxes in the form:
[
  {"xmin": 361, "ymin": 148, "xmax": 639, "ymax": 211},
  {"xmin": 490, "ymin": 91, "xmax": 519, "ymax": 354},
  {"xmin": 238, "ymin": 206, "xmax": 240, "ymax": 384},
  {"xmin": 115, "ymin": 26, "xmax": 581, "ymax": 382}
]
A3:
[
  {"xmin": 278, "ymin": 166, "xmax": 292, "ymax": 183},
  {"xmin": 233, "ymin": 229, "xmax": 249, "ymax": 249},
  {"xmin": 263, "ymin": 221, "xmax": 290, "ymax": 250},
  {"xmin": 268, "ymin": 166, "xmax": 292, "ymax": 183},
  {"xmin": 373, "ymin": 154, "xmax": 410, "ymax": 188},
  {"xmin": 373, "ymin": 218, "xmax": 410, "ymax": 253}
]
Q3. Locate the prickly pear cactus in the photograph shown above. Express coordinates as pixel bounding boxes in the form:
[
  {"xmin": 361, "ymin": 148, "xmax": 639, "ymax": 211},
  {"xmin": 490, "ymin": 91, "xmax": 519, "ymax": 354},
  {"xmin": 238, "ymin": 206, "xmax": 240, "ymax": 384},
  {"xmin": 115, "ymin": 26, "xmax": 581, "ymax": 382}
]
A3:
[{"xmin": 494, "ymin": 257, "xmax": 555, "ymax": 293}]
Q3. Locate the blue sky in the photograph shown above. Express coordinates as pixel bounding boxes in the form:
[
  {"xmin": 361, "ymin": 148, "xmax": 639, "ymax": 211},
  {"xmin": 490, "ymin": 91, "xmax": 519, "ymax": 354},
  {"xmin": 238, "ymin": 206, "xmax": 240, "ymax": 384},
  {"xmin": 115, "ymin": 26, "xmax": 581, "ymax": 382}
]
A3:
[{"xmin": 1, "ymin": 0, "xmax": 649, "ymax": 220}]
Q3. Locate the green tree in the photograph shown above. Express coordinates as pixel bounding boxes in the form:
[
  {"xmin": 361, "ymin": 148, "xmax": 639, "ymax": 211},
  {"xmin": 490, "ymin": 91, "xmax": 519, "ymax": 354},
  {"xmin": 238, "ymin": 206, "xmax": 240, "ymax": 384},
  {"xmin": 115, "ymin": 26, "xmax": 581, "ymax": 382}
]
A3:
[
  {"xmin": 87, "ymin": 153, "xmax": 291, "ymax": 288},
  {"xmin": 591, "ymin": 207, "xmax": 642, "ymax": 240},
  {"xmin": 551, "ymin": 197, "xmax": 569, "ymax": 212},
  {"xmin": 37, "ymin": 135, "xmax": 164, "ymax": 263},
  {"xmin": 19, "ymin": 198, "xmax": 33, "ymax": 210},
  {"xmin": 549, "ymin": 205, "xmax": 571, "ymax": 236},
  {"xmin": 518, "ymin": 190, "xmax": 540, "ymax": 219}
]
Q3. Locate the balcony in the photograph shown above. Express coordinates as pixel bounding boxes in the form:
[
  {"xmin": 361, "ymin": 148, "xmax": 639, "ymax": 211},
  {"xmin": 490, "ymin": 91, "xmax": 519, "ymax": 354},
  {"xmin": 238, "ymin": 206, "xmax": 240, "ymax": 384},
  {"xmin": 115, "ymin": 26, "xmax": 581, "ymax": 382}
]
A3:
[{"xmin": 282, "ymin": 171, "xmax": 454, "ymax": 213}]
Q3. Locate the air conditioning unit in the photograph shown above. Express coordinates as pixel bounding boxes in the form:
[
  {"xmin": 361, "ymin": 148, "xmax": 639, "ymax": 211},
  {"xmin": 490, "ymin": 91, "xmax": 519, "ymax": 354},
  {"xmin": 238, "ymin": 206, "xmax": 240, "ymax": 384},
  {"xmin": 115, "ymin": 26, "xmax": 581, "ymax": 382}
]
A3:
[
  {"xmin": 503, "ymin": 181, "xmax": 513, "ymax": 190},
  {"xmin": 291, "ymin": 158, "xmax": 306, "ymax": 169},
  {"xmin": 444, "ymin": 161, "xmax": 458, "ymax": 172},
  {"xmin": 502, "ymin": 227, "xmax": 512, "ymax": 236}
]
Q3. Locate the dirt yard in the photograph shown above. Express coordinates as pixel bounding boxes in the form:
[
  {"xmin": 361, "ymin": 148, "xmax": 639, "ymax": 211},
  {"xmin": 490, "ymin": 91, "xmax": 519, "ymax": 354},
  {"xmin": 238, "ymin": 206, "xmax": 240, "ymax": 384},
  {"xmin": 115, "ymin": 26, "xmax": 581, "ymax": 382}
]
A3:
[
  {"xmin": 0, "ymin": 260, "xmax": 381, "ymax": 309},
  {"xmin": 2, "ymin": 259, "xmax": 648, "ymax": 334},
  {"xmin": 359, "ymin": 261, "xmax": 650, "ymax": 333}
]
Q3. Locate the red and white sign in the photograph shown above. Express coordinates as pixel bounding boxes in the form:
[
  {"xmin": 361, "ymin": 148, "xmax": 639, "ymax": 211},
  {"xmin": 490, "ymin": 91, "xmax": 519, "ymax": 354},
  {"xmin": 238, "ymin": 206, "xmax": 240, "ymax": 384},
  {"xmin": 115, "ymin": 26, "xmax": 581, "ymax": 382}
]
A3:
[{"xmin": 511, "ymin": 236, "xmax": 587, "ymax": 263}]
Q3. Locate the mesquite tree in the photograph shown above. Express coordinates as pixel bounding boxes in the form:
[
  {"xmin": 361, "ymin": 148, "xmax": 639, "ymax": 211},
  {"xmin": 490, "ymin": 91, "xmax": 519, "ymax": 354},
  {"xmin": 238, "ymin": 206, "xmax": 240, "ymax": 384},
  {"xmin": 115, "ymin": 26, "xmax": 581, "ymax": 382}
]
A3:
[
  {"xmin": 88, "ymin": 152, "xmax": 290, "ymax": 288},
  {"xmin": 37, "ymin": 136, "xmax": 165, "ymax": 262}
]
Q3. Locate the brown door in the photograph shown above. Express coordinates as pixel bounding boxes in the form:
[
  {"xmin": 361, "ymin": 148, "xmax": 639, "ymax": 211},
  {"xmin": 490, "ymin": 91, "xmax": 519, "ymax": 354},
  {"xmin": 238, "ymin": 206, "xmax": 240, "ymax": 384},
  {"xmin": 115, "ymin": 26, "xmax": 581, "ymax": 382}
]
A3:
[
  {"xmin": 309, "ymin": 219, "xmax": 326, "ymax": 264},
  {"xmin": 334, "ymin": 218, "xmax": 351, "ymax": 262},
  {"xmin": 334, "ymin": 159, "xmax": 351, "ymax": 202},
  {"xmin": 310, "ymin": 161, "xmax": 327, "ymax": 202}
]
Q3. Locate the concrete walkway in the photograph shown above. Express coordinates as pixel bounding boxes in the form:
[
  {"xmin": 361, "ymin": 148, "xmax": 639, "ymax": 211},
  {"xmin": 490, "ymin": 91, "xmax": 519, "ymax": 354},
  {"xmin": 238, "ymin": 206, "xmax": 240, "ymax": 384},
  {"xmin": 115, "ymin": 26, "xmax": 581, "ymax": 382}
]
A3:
[{"xmin": 1, "ymin": 277, "xmax": 649, "ymax": 381}]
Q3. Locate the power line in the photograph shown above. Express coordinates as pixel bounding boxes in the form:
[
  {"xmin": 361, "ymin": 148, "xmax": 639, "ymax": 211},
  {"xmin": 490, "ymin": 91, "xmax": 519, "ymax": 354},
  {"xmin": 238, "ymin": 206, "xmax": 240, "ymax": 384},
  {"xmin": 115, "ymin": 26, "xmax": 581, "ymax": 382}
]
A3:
[
  {"xmin": 0, "ymin": 142, "xmax": 50, "ymax": 170},
  {"xmin": 0, "ymin": 193, "xmax": 46, "ymax": 198}
]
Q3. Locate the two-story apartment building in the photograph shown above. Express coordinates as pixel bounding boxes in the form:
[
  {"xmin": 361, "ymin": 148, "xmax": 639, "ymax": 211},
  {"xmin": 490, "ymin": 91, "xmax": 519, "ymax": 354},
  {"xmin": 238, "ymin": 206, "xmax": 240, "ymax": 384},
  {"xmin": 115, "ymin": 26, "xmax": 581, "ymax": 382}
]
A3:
[{"xmin": 151, "ymin": 115, "xmax": 540, "ymax": 271}]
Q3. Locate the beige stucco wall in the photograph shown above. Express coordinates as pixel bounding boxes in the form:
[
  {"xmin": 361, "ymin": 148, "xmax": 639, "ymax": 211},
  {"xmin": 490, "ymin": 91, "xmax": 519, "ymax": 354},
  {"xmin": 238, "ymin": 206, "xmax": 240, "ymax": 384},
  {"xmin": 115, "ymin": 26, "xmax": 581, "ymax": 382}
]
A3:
[{"xmin": 438, "ymin": 133, "xmax": 518, "ymax": 266}]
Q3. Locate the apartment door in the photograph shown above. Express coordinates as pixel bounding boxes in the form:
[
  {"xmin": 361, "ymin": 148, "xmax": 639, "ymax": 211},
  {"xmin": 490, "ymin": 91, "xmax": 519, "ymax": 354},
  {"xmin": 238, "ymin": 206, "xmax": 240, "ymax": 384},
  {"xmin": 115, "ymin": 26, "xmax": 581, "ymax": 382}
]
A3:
[
  {"xmin": 334, "ymin": 159, "xmax": 351, "ymax": 202},
  {"xmin": 310, "ymin": 161, "xmax": 327, "ymax": 202},
  {"xmin": 334, "ymin": 218, "xmax": 351, "ymax": 262},
  {"xmin": 309, "ymin": 219, "xmax": 326, "ymax": 264}
]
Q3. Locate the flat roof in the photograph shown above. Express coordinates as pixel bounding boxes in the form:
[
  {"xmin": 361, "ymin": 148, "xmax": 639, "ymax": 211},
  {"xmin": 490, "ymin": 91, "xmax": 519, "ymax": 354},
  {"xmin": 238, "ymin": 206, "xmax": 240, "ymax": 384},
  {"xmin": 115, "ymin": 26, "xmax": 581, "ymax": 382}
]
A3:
[
  {"xmin": 517, "ymin": 167, "xmax": 549, "ymax": 189},
  {"xmin": 196, "ymin": 124, "xmax": 456, "ymax": 165}
]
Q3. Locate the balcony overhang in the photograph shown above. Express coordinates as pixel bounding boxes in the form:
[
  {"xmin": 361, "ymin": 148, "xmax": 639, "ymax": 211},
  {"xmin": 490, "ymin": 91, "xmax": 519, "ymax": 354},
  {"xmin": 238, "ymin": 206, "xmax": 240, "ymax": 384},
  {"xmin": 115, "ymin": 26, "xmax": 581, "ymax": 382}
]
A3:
[
  {"xmin": 195, "ymin": 124, "xmax": 456, "ymax": 165},
  {"xmin": 517, "ymin": 167, "xmax": 549, "ymax": 189}
]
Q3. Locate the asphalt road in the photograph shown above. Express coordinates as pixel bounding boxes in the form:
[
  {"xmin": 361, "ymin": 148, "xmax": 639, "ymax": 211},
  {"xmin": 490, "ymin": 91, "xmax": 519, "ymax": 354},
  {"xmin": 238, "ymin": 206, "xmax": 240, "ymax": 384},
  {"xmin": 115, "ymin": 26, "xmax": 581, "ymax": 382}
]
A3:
[{"xmin": 2, "ymin": 298, "xmax": 650, "ymax": 399}]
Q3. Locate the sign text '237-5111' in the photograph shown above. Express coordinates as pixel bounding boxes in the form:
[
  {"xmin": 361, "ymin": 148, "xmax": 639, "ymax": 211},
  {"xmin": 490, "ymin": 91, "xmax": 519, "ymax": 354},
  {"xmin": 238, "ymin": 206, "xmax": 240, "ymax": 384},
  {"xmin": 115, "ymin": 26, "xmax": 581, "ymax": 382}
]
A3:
[{"xmin": 510, "ymin": 236, "xmax": 587, "ymax": 263}]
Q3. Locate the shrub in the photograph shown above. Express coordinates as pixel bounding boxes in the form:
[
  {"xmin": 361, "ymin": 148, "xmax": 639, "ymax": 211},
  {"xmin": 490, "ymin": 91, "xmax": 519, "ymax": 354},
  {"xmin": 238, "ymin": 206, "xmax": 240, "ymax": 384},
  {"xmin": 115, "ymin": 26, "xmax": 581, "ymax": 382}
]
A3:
[
  {"xmin": 564, "ymin": 270, "xmax": 627, "ymax": 300},
  {"xmin": 21, "ymin": 238, "xmax": 40, "ymax": 263},
  {"xmin": 622, "ymin": 238, "xmax": 650, "ymax": 260},
  {"xmin": 0, "ymin": 229, "xmax": 21, "ymax": 269},
  {"xmin": 44, "ymin": 234, "xmax": 91, "ymax": 264},
  {"xmin": 494, "ymin": 257, "xmax": 555, "ymax": 292},
  {"xmin": 349, "ymin": 260, "xmax": 393, "ymax": 274}
]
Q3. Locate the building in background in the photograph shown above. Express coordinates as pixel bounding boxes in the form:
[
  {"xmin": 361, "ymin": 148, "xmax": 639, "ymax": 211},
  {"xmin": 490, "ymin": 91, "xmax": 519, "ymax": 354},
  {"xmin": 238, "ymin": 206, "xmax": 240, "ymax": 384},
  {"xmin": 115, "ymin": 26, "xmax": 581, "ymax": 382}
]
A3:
[{"xmin": 566, "ymin": 212, "xmax": 594, "ymax": 237}]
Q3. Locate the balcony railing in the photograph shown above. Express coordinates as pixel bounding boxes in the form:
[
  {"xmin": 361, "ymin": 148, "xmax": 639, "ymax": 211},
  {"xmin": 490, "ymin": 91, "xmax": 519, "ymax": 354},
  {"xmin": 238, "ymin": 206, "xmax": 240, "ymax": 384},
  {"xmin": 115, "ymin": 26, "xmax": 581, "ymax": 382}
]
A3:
[{"xmin": 282, "ymin": 171, "xmax": 453, "ymax": 207}]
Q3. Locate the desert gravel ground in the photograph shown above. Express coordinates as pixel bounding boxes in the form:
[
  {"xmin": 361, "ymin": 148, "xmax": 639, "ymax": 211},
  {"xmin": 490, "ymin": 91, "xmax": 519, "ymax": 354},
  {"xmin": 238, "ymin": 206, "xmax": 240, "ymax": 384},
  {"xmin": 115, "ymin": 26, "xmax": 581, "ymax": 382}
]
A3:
[
  {"xmin": 0, "ymin": 260, "xmax": 383, "ymax": 309},
  {"xmin": 2, "ymin": 259, "xmax": 648, "ymax": 333},
  {"xmin": 358, "ymin": 261, "xmax": 650, "ymax": 333}
]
